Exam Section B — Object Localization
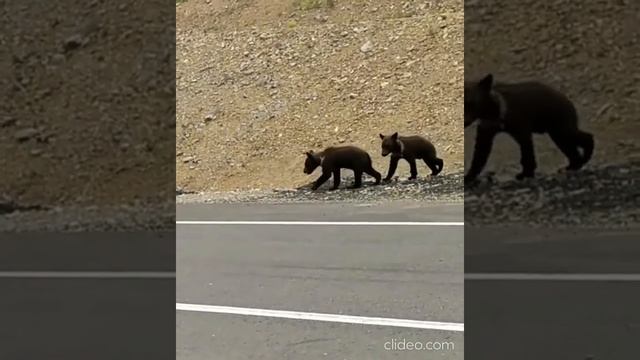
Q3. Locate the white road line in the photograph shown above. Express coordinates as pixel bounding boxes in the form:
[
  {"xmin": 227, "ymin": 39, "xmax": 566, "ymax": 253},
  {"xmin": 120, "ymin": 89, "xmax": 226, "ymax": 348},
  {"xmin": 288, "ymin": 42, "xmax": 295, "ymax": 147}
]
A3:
[
  {"xmin": 176, "ymin": 303, "xmax": 464, "ymax": 332},
  {"xmin": 466, "ymin": 273, "xmax": 640, "ymax": 282},
  {"xmin": 176, "ymin": 221, "xmax": 463, "ymax": 226},
  {"xmin": 0, "ymin": 271, "xmax": 175, "ymax": 279}
]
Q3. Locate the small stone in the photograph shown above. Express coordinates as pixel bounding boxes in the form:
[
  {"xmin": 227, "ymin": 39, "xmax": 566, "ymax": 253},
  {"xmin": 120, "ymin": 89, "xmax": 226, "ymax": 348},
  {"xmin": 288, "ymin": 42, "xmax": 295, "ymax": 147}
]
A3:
[
  {"xmin": 14, "ymin": 128, "xmax": 39, "ymax": 142},
  {"xmin": 360, "ymin": 40, "xmax": 373, "ymax": 53},
  {"xmin": 1, "ymin": 117, "xmax": 17, "ymax": 128},
  {"xmin": 63, "ymin": 34, "xmax": 87, "ymax": 52},
  {"xmin": 50, "ymin": 53, "xmax": 66, "ymax": 65}
]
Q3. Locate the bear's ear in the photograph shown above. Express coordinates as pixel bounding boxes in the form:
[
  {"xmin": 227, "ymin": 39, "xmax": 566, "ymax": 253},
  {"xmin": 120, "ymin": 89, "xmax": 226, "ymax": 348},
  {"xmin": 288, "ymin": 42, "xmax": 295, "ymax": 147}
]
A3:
[
  {"xmin": 379, "ymin": 133, "xmax": 385, "ymax": 140},
  {"xmin": 391, "ymin": 132, "xmax": 398, "ymax": 140},
  {"xmin": 478, "ymin": 73, "xmax": 494, "ymax": 92},
  {"xmin": 305, "ymin": 151, "xmax": 314, "ymax": 158}
]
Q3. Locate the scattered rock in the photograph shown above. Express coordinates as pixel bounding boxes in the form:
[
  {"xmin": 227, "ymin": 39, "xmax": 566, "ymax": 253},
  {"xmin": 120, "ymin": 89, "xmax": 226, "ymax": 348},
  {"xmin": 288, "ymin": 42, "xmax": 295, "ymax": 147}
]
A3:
[
  {"xmin": 0, "ymin": 194, "xmax": 46, "ymax": 215},
  {"xmin": 176, "ymin": 187, "xmax": 196, "ymax": 196},
  {"xmin": 30, "ymin": 149, "xmax": 44, "ymax": 157},
  {"xmin": 1, "ymin": 117, "xmax": 17, "ymax": 128},
  {"xmin": 14, "ymin": 128, "xmax": 39, "ymax": 142},
  {"xmin": 360, "ymin": 40, "xmax": 373, "ymax": 53},
  {"xmin": 63, "ymin": 34, "xmax": 88, "ymax": 52},
  {"xmin": 465, "ymin": 162, "xmax": 640, "ymax": 229},
  {"xmin": 1, "ymin": 203, "xmax": 173, "ymax": 231},
  {"xmin": 50, "ymin": 53, "xmax": 66, "ymax": 65},
  {"xmin": 177, "ymin": 172, "xmax": 464, "ymax": 204},
  {"xmin": 175, "ymin": 0, "xmax": 463, "ymax": 194},
  {"xmin": 314, "ymin": 15, "xmax": 328, "ymax": 23}
]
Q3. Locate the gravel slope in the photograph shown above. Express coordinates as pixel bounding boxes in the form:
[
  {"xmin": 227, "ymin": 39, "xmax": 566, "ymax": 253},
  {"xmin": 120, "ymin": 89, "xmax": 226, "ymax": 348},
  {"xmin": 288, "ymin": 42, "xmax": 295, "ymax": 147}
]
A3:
[
  {"xmin": 0, "ymin": 203, "xmax": 175, "ymax": 232},
  {"xmin": 463, "ymin": 0, "xmax": 639, "ymax": 229},
  {"xmin": 177, "ymin": 0, "xmax": 464, "ymax": 192},
  {"xmin": 2, "ymin": 1, "xmax": 175, "ymax": 208},
  {"xmin": 177, "ymin": 172, "xmax": 463, "ymax": 204}
]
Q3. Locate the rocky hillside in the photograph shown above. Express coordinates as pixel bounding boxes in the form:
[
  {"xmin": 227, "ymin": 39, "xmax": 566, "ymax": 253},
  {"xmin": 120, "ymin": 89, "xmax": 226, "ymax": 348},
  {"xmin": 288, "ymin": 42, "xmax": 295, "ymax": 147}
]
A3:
[
  {"xmin": 464, "ymin": 0, "xmax": 640, "ymax": 177},
  {"xmin": 176, "ymin": 0, "xmax": 464, "ymax": 192},
  {"xmin": 1, "ymin": 1, "xmax": 175, "ymax": 209},
  {"xmin": 463, "ymin": 0, "xmax": 639, "ymax": 228}
]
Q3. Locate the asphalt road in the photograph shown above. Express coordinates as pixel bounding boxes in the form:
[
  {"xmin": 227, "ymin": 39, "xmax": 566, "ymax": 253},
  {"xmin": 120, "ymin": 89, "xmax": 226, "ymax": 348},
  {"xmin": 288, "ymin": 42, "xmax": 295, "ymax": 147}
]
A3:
[
  {"xmin": 177, "ymin": 201, "xmax": 463, "ymax": 222},
  {"xmin": 465, "ymin": 226, "xmax": 640, "ymax": 273},
  {"xmin": 0, "ymin": 231, "xmax": 175, "ymax": 271},
  {"xmin": 0, "ymin": 232, "xmax": 175, "ymax": 360},
  {"xmin": 465, "ymin": 280, "xmax": 640, "ymax": 360},
  {"xmin": 0, "ymin": 277, "xmax": 175, "ymax": 360},
  {"xmin": 177, "ymin": 202, "xmax": 464, "ymax": 360},
  {"xmin": 466, "ymin": 225, "xmax": 640, "ymax": 360}
]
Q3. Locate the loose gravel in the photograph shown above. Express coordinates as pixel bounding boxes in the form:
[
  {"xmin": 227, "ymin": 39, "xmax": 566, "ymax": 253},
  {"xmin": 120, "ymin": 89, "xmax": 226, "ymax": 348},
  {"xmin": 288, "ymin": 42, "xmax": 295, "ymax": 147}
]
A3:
[
  {"xmin": 465, "ymin": 161, "xmax": 639, "ymax": 229},
  {"xmin": 6, "ymin": 161, "xmax": 634, "ymax": 231},
  {"xmin": 0, "ymin": 202, "xmax": 175, "ymax": 232},
  {"xmin": 178, "ymin": 160, "xmax": 638, "ymax": 230},
  {"xmin": 177, "ymin": 172, "xmax": 464, "ymax": 204}
]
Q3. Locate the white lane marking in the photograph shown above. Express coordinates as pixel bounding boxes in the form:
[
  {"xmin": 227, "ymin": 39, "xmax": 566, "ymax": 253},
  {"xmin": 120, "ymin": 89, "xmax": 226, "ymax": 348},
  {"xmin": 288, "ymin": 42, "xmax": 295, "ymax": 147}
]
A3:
[
  {"xmin": 176, "ymin": 303, "xmax": 464, "ymax": 332},
  {"xmin": 176, "ymin": 221, "xmax": 463, "ymax": 226},
  {"xmin": 465, "ymin": 273, "xmax": 640, "ymax": 282},
  {"xmin": 0, "ymin": 271, "xmax": 175, "ymax": 279}
]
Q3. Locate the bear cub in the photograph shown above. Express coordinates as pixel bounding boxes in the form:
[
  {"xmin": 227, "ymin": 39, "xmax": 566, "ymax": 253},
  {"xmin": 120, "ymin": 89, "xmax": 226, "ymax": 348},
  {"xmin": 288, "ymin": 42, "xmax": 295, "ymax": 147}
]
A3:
[
  {"xmin": 379, "ymin": 132, "xmax": 444, "ymax": 181},
  {"xmin": 464, "ymin": 73, "xmax": 594, "ymax": 183},
  {"xmin": 304, "ymin": 145, "xmax": 382, "ymax": 190}
]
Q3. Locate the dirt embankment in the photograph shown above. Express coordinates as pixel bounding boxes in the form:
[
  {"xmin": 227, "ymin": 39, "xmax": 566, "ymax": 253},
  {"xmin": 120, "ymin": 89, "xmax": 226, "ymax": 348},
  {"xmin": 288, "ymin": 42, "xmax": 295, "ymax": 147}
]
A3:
[
  {"xmin": 176, "ymin": 0, "xmax": 464, "ymax": 192},
  {"xmin": 2, "ymin": 1, "xmax": 175, "ymax": 210}
]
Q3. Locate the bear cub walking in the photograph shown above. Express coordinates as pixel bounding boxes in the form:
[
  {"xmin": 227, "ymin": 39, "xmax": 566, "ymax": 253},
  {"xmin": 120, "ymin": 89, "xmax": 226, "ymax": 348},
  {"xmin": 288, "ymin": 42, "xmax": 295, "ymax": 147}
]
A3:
[
  {"xmin": 304, "ymin": 145, "xmax": 382, "ymax": 190},
  {"xmin": 464, "ymin": 73, "xmax": 594, "ymax": 183},
  {"xmin": 379, "ymin": 132, "xmax": 444, "ymax": 181}
]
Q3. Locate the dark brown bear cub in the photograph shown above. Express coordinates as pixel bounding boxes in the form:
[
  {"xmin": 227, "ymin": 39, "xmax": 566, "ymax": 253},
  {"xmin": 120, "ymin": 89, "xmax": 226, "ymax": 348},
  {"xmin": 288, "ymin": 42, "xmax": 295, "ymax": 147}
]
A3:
[
  {"xmin": 464, "ymin": 73, "xmax": 594, "ymax": 184},
  {"xmin": 378, "ymin": 133, "xmax": 444, "ymax": 181},
  {"xmin": 304, "ymin": 146, "xmax": 382, "ymax": 190}
]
